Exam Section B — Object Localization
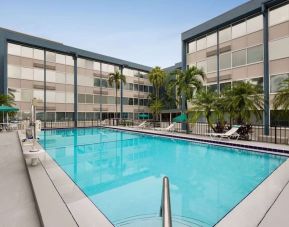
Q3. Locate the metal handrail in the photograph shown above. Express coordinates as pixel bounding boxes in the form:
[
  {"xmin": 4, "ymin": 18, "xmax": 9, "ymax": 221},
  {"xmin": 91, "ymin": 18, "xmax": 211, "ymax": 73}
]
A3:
[{"xmin": 159, "ymin": 176, "xmax": 172, "ymax": 227}]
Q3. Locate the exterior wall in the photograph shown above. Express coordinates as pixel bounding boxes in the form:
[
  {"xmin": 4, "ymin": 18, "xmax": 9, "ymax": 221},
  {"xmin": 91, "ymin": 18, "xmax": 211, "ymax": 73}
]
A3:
[
  {"xmin": 5, "ymin": 42, "xmax": 152, "ymax": 122},
  {"xmin": 183, "ymin": 1, "xmax": 289, "ymax": 126}
]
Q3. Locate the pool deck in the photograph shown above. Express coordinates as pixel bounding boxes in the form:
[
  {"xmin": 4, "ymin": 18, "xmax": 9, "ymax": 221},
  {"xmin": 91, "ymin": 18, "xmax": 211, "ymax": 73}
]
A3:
[
  {"xmin": 1, "ymin": 127, "xmax": 289, "ymax": 227},
  {"xmin": 0, "ymin": 131, "xmax": 40, "ymax": 227}
]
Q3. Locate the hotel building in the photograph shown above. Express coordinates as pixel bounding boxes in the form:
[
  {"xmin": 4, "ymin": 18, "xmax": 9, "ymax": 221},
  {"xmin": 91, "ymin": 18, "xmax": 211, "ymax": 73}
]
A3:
[
  {"xmin": 0, "ymin": 27, "xmax": 152, "ymax": 126},
  {"xmin": 182, "ymin": 0, "xmax": 289, "ymax": 131}
]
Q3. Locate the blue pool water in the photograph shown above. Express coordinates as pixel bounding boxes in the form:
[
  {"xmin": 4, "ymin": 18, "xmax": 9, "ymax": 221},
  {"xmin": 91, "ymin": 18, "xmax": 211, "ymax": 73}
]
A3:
[{"xmin": 40, "ymin": 128, "xmax": 286, "ymax": 226}]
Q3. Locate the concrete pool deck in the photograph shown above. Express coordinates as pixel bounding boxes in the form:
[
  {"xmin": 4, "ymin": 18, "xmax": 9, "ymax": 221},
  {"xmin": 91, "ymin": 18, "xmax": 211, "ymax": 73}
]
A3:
[{"xmin": 0, "ymin": 131, "xmax": 40, "ymax": 227}]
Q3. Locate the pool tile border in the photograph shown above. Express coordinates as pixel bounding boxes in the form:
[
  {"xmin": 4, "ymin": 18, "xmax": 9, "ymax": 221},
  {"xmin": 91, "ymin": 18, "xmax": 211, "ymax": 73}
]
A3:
[{"xmin": 105, "ymin": 126, "xmax": 289, "ymax": 156}]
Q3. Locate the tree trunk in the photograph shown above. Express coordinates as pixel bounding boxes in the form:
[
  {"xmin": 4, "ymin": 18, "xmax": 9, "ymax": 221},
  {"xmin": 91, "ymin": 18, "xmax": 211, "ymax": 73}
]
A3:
[{"xmin": 115, "ymin": 86, "xmax": 117, "ymax": 119}]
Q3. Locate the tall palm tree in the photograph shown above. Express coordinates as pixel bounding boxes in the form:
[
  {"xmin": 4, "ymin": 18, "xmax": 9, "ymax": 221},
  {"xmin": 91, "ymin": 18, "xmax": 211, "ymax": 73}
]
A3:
[
  {"xmin": 189, "ymin": 89, "xmax": 219, "ymax": 131},
  {"xmin": 169, "ymin": 66, "xmax": 205, "ymax": 112},
  {"xmin": 148, "ymin": 66, "xmax": 166, "ymax": 100},
  {"xmin": 149, "ymin": 99, "xmax": 163, "ymax": 121},
  {"xmin": 273, "ymin": 78, "xmax": 289, "ymax": 111},
  {"xmin": 108, "ymin": 70, "xmax": 126, "ymax": 119},
  {"xmin": 224, "ymin": 81, "xmax": 263, "ymax": 124}
]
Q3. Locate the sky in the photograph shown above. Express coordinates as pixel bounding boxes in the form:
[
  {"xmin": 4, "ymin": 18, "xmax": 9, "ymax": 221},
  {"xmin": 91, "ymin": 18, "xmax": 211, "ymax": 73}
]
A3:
[{"xmin": 0, "ymin": 0, "xmax": 248, "ymax": 68}]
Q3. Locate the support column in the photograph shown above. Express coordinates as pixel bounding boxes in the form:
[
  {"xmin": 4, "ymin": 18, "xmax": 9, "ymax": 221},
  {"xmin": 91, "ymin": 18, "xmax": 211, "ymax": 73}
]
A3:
[
  {"xmin": 217, "ymin": 29, "xmax": 220, "ymax": 95},
  {"xmin": 44, "ymin": 49, "xmax": 47, "ymax": 128},
  {"xmin": 100, "ymin": 63, "xmax": 103, "ymax": 121},
  {"xmin": 73, "ymin": 54, "xmax": 78, "ymax": 127},
  {"xmin": 181, "ymin": 41, "xmax": 187, "ymax": 114},
  {"xmin": 120, "ymin": 65, "xmax": 124, "ymax": 120},
  {"xmin": 170, "ymin": 112, "xmax": 172, "ymax": 123},
  {"xmin": 0, "ymin": 37, "xmax": 7, "ymax": 94},
  {"xmin": 262, "ymin": 4, "xmax": 270, "ymax": 135}
]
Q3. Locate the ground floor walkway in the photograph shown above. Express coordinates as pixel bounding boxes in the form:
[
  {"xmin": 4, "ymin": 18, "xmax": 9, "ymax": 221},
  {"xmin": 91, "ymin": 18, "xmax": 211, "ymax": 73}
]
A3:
[{"xmin": 0, "ymin": 131, "xmax": 40, "ymax": 227}]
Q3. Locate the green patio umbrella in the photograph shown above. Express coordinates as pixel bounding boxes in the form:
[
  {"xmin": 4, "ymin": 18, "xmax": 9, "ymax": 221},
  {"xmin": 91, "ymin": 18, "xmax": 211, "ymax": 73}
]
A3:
[
  {"xmin": 138, "ymin": 113, "xmax": 150, "ymax": 119},
  {"xmin": 0, "ymin": 105, "xmax": 19, "ymax": 123},
  {"xmin": 173, "ymin": 113, "xmax": 187, "ymax": 123}
]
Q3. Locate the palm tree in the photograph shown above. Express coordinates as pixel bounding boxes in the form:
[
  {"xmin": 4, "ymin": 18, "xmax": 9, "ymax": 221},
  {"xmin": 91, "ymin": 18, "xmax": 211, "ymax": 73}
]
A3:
[
  {"xmin": 224, "ymin": 81, "xmax": 263, "ymax": 124},
  {"xmin": 108, "ymin": 70, "xmax": 126, "ymax": 119},
  {"xmin": 149, "ymin": 99, "xmax": 163, "ymax": 121},
  {"xmin": 273, "ymin": 78, "xmax": 289, "ymax": 111},
  {"xmin": 0, "ymin": 92, "xmax": 15, "ymax": 107},
  {"xmin": 169, "ymin": 66, "xmax": 205, "ymax": 112},
  {"xmin": 189, "ymin": 89, "xmax": 219, "ymax": 131},
  {"xmin": 148, "ymin": 66, "xmax": 166, "ymax": 100},
  {"xmin": 0, "ymin": 92, "xmax": 16, "ymax": 123}
]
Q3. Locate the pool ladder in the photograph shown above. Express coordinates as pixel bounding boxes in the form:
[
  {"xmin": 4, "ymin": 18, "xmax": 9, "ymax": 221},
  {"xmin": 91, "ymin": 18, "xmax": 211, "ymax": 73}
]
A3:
[{"xmin": 159, "ymin": 176, "xmax": 172, "ymax": 227}]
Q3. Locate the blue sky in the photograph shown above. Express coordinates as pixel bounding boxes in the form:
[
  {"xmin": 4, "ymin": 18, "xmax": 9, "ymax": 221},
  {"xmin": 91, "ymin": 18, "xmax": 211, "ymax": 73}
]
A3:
[{"xmin": 0, "ymin": 0, "xmax": 247, "ymax": 68}]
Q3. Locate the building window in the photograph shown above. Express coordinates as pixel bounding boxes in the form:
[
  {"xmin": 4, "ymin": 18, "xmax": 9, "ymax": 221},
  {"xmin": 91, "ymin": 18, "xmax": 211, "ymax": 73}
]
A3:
[
  {"xmin": 248, "ymin": 77, "xmax": 263, "ymax": 91},
  {"xmin": 34, "ymin": 68, "xmax": 44, "ymax": 81},
  {"xmin": 270, "ymin": 73, "xmax": 289, "ymax": 93},
  {"xmin": 85, "ymin": 60, "xmax": 93, "ymax": 70},
  {"xmin": 139, "ymin": 85, "xmax": 144, "ymax": 92},
  {"xmin": 21, "ymin": 89, "xmax": 33, "ymax": 102},
  {"xmin": 56, "ymin": 54, "xmax": 66, "ymax": 64},
  {"xmin": 78, "ymin": 58, "xmax": 86, "ymax": 68},
  {"xmin": 247, "ymin": 15, "xmax": 263, "ymax": 34},
  {"xmin": 101, "ymin": 80, "xmax": 108, "ymax": 88},
  {"xmin": 247, "ymin": 45, "xmax": 263, "ymax": 64},
  {"xmin": 269, "ymin": 37, "xmax": 289, "ymax": 60},
  {"xmin": 196, "ymin": 60, "xmax": 207, "ymax": 73},
  {"xmin": 102, "ymin": 63, "xmax": 116, "ymax": 73},
  {"xmin": 55, "ymin": 92, "xmax": 65, "ymax": 103},
  {"xmin": 232, "ymin": 49, "xmax": 246, "ymax": 67},
  {"xmin": 56, "ymin": 71, "xmax": 66, "ymax": 84},
  {"xmin": 34, "ymin": 49, "xmax": 44, "ymax": 60},
  {"xmin": 46, "ymin": 52, "xmax": 56, "ymax": 63},
  {"xmin": 46, "ymin": 70, "xmax": 56, "ymax": 83},
  {"xmin": 134, "ymin": 84, "xmax": 139, "ymax": 91},
  {"xmin": 94, "ymin": 78, "xmax": 101, "ymax": 87},
  {"xmin": 220, "ymin": 82, "xmax": 231, "ymax": 92},
  {"xmin": 134, "ymin": 98, "xmax": 139, "ymax": 105},
  {"xmin": 66, "ymin": 56, "xmax": 74, "ymax": 66},
  {"xmin": 86, "ymin": 94, "xmax": 93, "ymax": 104},
  {"xmin": 21, "ymin": 67, "xmax": 34, "ymax": 80},
  {"xmin": 78, "ymin": 94, "xmax": 86, "ymax": 103},
  {"xmin": 207, "ymin": 56, "xmax": 217, "ymax": 73},
  {"xmin": 46, "ymin": 90, "xmax": 56, "ymax": 103},
  {"xmin": 219, "ymin": 52, "xmax": 231, "ymax": 70},
  {"xmin": 232, "ymin": 21, "xmax": 246, "ymax": 39},
  {"xmin": 93, "ymin": 61, "xmax": 100, "ymax": 71},
  {"xmin": 94, "ymin": 95, "xmax": 100, "ymax": 104},
  {"xmin": 269, "ymin": 3, "xmax": 289, "ymax": 26},
  {"xmin": 219, "ymin": 27, "xmax": 231, "ymax": 43},
  {"xmin": 8, "ymin": 43, "xmax": 21, "ymax": 56},
  {"xmin": 207, "ymin": 32, "xmax": 217, "ymax": 47},
  {"xmin": 188, "ymin": 41, "xmax": 196, "ymax": 53},
  {"xmin": 207, "ymin": 84, "xmax": 218, "ymax": 93},
  {"xmin": 21, "ymin": 46, "xmax": 33, "ymax": 58},
  {"xmin": 128, "ymin": 98, "xmax": 134, "ymax": 105},
  {"xmin": 8, "ymin": 65, "xmax": 21, "ymax": 79},
  {"xmin": 197, "ymin": 37, "xmax": 206, "ymax": 51}
]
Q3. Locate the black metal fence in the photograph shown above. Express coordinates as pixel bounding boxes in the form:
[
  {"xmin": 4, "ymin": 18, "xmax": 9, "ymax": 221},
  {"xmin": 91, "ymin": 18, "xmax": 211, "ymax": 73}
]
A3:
[{"xmin": 41, "ymin": 119, "xmax": 289, "ymax": 145}]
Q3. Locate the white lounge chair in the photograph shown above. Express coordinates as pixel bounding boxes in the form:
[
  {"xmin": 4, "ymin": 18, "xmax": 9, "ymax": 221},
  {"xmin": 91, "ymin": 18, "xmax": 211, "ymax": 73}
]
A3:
[
  {"xmin": 133, "ymin": 121, "xmax": 147, "ymax": 128},
  {"xmin": 154, "ymin": 123, "xmax": 175, "ymax": 132},
  {"xmin": 208, "ymin": 125, "xmax": 240, "ymax": 140}
]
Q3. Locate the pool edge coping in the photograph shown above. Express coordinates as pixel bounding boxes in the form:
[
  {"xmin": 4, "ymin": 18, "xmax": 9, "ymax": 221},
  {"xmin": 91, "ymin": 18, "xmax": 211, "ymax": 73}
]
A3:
[{"xmin": 17, "ymin": 130, "xmax": 114, "ymax": 227}]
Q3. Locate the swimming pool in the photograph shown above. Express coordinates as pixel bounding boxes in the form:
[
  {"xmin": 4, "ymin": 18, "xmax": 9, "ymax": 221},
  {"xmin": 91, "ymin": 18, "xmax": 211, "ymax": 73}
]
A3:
[{"xmin": 40, "ymin": 127, "xmax": 286, "ymax": 226}]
